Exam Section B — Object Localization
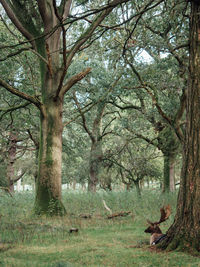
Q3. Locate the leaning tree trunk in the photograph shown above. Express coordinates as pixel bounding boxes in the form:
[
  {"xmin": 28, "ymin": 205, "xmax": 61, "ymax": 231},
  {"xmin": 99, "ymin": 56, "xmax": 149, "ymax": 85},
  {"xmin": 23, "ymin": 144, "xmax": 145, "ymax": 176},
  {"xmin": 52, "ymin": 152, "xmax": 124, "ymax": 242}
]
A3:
[{"xmin": 160, "ymin": 1, "xmax": 200, "ymax": 252}]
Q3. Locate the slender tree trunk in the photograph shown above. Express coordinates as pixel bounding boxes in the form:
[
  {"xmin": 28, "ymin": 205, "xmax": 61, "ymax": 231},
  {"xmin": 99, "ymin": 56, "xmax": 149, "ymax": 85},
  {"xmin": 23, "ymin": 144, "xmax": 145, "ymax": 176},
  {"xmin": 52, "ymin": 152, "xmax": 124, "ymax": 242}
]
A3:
[
  {"xmin": 7, "ymin": 129, "xmax": 17, "ymax": 192},
  {"xmin": 88, "ymin": 102, "xmax": 105, "ymax": 192},
  {"xmin": 88, "ymin": 140, "xmax": 102, "ymax": 192},
  {"xmin": 169, "ymin": 161, "xmax": 175, "ymax": 192},
  {"xmin": 134, "ymin": 180, "xmax": 141, "ymax": 197},
  {"xmin": 163, "ymin": 154, "xmax": 176, "ymax": 193},
  {"xmin": 158, "ymin": 125, "xmax": 179, "ymax": 193},
  {"xmin": 126, "ymin": 183, "xmax": 131, "ymax": 191},
  {"xmin": 160, "ymin": 1, "xmax": 200, "ymax": 252},
  {"xmin": 163, "ymin": 155, "xmax": 170, "ymax": 193}
]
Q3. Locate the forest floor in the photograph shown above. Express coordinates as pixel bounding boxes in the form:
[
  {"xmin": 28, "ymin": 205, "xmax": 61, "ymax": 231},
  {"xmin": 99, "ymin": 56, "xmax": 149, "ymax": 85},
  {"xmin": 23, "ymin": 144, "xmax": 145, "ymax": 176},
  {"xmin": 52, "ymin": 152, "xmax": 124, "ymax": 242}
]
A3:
[{"xmin": 0, "ymin": 190, "xmax": 199, "ymax": 267}]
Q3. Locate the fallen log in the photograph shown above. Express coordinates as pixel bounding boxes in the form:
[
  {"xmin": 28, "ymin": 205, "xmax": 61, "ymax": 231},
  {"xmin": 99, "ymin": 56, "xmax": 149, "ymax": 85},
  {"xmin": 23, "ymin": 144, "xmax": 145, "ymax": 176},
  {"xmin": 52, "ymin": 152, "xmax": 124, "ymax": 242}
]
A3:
[
  {"xmin": 107, "ymin": 211, "xmax": 131, "ymax": 219},
  {"xmin": 102, "ymin": 199, "xmax": 131, "ymax": 219}
]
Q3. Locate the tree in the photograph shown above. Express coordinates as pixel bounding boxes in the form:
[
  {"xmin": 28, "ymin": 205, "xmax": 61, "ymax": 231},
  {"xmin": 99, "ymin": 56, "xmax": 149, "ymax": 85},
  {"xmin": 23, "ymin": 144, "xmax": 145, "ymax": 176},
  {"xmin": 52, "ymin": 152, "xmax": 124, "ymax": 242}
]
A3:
[
  {"xmin": 160, "ymin": 1, "xmax": 200, "ymax": 252},
  {"xmin": 0, "ymin": 0, "xmax": 129, "ymax": 215},
  {"xmin": 99, "ymin": 0, "xmax": 187, "ymax": 193},
  {"xmin": 72, "ymin": 68, "xmax": 120, "ymax": 192}
]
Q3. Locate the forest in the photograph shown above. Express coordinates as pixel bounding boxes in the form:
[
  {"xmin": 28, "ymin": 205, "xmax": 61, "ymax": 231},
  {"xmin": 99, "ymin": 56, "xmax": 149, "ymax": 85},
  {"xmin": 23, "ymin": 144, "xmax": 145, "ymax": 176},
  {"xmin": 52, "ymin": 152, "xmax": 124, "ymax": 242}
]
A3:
[{"xmin": 0, "ymin": 0, "xmax": 200, "ymax": 266}]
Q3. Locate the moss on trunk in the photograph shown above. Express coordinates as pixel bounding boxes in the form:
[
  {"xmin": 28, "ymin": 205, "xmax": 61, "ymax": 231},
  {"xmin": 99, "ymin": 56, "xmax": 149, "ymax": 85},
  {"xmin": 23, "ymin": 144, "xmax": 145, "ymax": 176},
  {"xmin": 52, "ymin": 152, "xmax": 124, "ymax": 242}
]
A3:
[{"xmin": 34, "ymin": 99, "xmax": 66, "ymax": 215}]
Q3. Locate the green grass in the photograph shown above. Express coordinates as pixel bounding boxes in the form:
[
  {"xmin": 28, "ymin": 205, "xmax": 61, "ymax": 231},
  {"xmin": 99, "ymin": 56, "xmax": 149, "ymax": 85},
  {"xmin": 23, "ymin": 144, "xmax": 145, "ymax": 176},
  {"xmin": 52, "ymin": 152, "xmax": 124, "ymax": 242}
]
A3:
[{"xmin": 0, "ymin": 190, "xmax": 200, "ymax": 266}]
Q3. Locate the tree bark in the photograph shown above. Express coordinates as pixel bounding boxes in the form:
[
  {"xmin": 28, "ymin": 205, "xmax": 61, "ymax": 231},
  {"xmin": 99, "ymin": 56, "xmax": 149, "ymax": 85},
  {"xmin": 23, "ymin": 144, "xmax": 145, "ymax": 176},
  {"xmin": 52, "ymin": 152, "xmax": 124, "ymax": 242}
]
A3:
[
  {"xmin": 158, "ymin": 126, "xmax": 179, "ymax": 193},
  {"xmin": 134, "ymin": 180, "xmax": 141, "ymax": 197},
  {"xmin": 86, "ymin": 101, "xmax": 105, "ymax": 192},
  {"xmin": 160, "ymin": 1, "xmax": 200, "ymax": 252},
  {"xmin": 34, "ymin": 97, "xmax": 66, "ymax": 215},
  {"xmin": 163, "ymin": 154, "xmax": 176, "ymax": 193},
  {"xmin": 7, "ymin": 129, "xmax": 17, "ymax": 192},
  {"xmin": 169, "ymin": 160, "xmax": 175, "ymax": 192},
  {"xmin": 88, "ymin": 139, "xmax": 103, "ymax": 192}
]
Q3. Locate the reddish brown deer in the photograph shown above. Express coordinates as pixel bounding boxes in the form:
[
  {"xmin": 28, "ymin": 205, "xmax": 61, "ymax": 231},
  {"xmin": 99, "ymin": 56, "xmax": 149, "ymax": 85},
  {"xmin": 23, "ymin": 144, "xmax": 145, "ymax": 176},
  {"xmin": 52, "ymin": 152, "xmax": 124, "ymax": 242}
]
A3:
[{"xmin": 144, "ymin": 205, "xmax": 171, "ymax": 245}]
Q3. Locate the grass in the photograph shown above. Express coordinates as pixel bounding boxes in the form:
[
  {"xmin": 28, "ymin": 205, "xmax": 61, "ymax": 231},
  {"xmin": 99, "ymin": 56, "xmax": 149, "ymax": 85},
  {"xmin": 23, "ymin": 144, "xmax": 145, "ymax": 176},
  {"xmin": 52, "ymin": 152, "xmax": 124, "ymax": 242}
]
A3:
[{"xmin": 0, "ymin": 190, "xmax": 200, "ymax": 266}]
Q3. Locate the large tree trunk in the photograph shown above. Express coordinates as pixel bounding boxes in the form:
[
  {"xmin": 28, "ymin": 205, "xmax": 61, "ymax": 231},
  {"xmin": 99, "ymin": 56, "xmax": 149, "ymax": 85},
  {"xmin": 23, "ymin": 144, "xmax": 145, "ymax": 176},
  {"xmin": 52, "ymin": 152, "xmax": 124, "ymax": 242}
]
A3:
[
  {"xmin": 34, "ymin": 96, "xmax": 66, "ymax": 215},
  {"xmin": 160, "ymin": 1, "xmax": 200, "ymax": 252}
]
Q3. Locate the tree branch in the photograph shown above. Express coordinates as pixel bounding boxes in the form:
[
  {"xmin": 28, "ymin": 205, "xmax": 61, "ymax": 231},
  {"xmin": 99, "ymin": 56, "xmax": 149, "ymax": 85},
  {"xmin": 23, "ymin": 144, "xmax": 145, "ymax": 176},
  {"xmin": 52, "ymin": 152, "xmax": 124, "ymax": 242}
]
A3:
[
  {"xmin": 125, "ymin": 127, "xmax": 158, "ymax": 147},
  {"xmin": 10, "ymin": 169, "xmax": 27, "ymax": 186},
  {"xmin": 0, "ymin": 102, "xmax": 31, "ymax": 121},
  {"xmin": 0, "ymin": 78, "xmax": 42, "ymax": 110},
  {"xmin": 27, "ymin": 129, "xmax": 39, "ymax": 149},
  {"xmin": 0, "ymin": 0, "xmax": 35, "ymax": 47},
  {"xmin": 73, "ymin": 91, "xmax": 95, "ymax": 143},
  {"xmin": 65, "ymin": 0, "xmax": 130, "ymax": 69},
  {"xmin": 101, "ymin": 117, "xmax": 116, "ymax": 138},
  {"xmin": 0, "ymin": 47, "xmax": 30, "ymax": 62},
  {"xmin": 59, "ymin": 67, "xmax": 92, "ymax": 97}
]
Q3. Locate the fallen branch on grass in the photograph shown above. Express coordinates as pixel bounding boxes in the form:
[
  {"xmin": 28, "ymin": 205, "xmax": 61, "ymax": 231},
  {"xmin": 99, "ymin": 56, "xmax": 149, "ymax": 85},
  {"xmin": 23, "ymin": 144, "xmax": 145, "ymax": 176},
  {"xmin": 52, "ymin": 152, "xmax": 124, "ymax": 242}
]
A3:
[
  {"xmin": 107, "ymin": 211, "xmax": 131, "ymax": 219},
  {"xmin": 102, "ymin": 199, "xmax": 131, "ymax": 219}
]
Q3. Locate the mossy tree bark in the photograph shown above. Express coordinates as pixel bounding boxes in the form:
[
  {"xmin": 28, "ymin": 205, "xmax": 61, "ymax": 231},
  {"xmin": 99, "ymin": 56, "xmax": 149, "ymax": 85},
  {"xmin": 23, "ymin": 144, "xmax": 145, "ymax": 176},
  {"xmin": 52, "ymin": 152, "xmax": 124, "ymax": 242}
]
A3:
[
  {"xmin": 35, "ymin": 97, "xmax": 65, "ymax": 215},
  {"xmin": 160, "ymin": 1, "xmax": 200, "ymax": 252}
]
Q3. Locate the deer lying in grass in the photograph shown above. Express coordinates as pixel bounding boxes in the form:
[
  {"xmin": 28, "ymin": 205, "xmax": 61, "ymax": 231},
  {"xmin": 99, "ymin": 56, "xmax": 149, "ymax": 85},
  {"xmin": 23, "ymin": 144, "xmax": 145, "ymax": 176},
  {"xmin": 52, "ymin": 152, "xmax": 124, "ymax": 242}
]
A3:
[{"xmin": 144, "ymin": 205, "xmax": 171, "ymax": 245}]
